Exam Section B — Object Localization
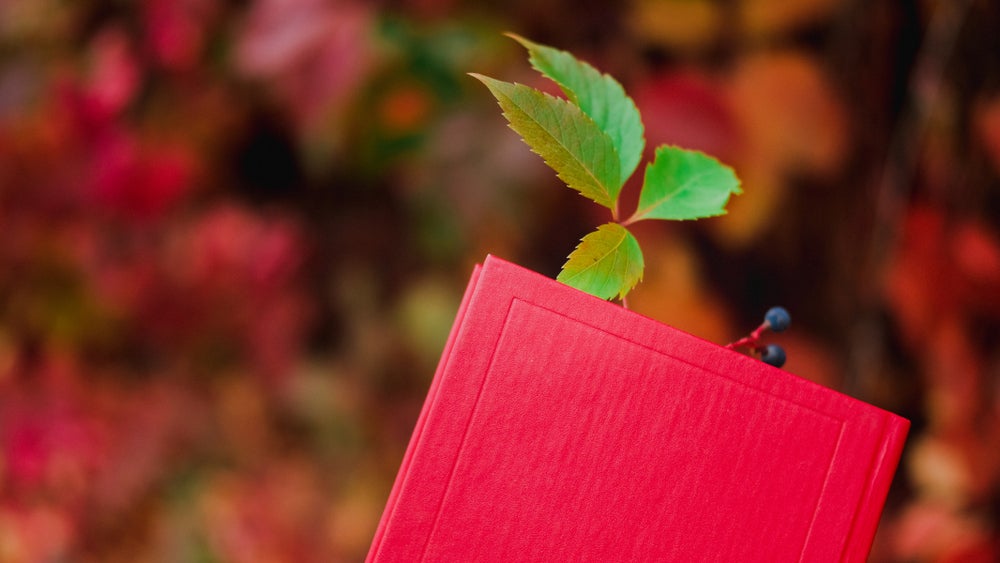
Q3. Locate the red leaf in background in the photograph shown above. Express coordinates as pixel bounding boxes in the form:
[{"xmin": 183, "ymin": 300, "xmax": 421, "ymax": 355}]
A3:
[
  {"xmin": 234, "ymin": 0, "xmax": 376, "ymax": 129},
  {"xmin": 157, "ymin": 205, "xmax": 308, "ymax": 382},
  {"xmin": 51, "ymin": 74, "xmax": 194, "ymax": 221},
  {"xmin": 1, "ymin": 406, "xmax": 107, "ymax": 493},
  {"xmin": 632, "ymin": 71, "xmax": 739, "ymax": 164},
  {"xmin": 88, "ymin": 137, "xmax": 194, "ymax": 221},
  {"xmin": 0, "ymin": 357, "xmax": 112, "ymax": 499},
  {"xmin": 85, "ymin": 27, "xmax": 140, "ymax": 116},
  {"xmin": 631, "ymin": 52, "xmax": 849, "ymax": 249},
  {"xmin": 952, "ymin": 221, "xmax": 1000, "ymax": 313},
  {"xmin": 974, "ymin": 94, "xmax": 1000, "ymax": 177},
  {"xmin": 883, "ymin": 205, "xmax": 956, "ymax": 348},
  {"xmin": 57, "ymin": 80, "xmax": 118, "ymax": 146},
  {"xmin": 884, "ymin": 205, "xmax": 1000, "ymax": 349},
  {"xmin": 175, "ymin": 205, "xmax": 304, "ymax": 292},
  {"xmin": 143, "ymin": 0, "xmax": 219, "ymax": 71}
]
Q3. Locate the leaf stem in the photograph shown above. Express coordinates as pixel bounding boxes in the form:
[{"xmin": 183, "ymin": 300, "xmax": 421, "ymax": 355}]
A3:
[{"xmin": 620, "ymin": 212, "xmax": 639, "ymax": 227}]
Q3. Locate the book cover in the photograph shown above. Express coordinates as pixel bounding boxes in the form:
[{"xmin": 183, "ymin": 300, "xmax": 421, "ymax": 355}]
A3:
[{"xmin": 368, "ymin": 256, "xmax": 909, "ymax": 562}]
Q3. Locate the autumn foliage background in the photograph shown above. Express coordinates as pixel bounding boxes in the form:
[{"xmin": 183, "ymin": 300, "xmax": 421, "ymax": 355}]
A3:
[{"xmin": 1, "ymin": 0, "xmax": 999, "ymax": 561}]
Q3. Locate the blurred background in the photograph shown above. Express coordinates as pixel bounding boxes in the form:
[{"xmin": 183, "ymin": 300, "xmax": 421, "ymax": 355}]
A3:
[{"xmin": 0, "ymin": 0, "xmax": 998, "ymax": 561}]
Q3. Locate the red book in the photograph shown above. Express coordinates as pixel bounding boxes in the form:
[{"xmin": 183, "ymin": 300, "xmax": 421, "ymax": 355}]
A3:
[{"xmin": 368, "ymin": 256, "xmax": 909, "ymax": 562}]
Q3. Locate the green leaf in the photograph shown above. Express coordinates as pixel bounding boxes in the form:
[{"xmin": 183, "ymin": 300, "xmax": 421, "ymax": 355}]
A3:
[
  {"xmin": 508, "ymin": 33, "xmax": 645, "ymax": 186},
  {"xmin": 629, "ymin": 146, "xmax": 742, "ymax": 222},
  {"xmin": 557, "ymin": 223, "xmax": 644, "ymax": 300},
  {"xmin": 470, "ymin": 73, "xmax": 622, "ymax": 210}
]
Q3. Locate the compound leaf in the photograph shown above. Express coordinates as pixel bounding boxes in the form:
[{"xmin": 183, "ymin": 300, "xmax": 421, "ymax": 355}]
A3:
[
  {"xmin": 557, "ymin": 223, "xmax": 644, "ymax": 300},
  {"xmin": 508, "ymin": 33, "xmax": 645, "ymax": 186},
  {"xmin": 629, "ymin": 146, "xmax": 741, "ymax": 222},
  {"xmin": 471, "ymin": 73, "xmax": 622, "ymax": 210}
]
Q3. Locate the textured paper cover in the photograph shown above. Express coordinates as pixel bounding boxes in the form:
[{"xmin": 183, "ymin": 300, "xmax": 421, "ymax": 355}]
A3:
[{"xmin": 368, "ymin": 256, "xmax": 909, "ymax": 562}]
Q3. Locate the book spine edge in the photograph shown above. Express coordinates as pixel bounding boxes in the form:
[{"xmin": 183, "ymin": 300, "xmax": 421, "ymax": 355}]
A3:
[
  {"xmin": 365, "ymin": 264, "xmax": 483, "ymax": 562},
  {"xmin": 841, "ymin": 415, "xmax": 911, "ymax": 562}
]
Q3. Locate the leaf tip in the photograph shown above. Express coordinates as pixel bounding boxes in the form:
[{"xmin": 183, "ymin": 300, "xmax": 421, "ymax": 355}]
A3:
[
  {"xmin": 468, "ymin": 73, "xmax": 508, "ymax": 95},
  {"xmin": 503, "ymin": 32, "xmax": 533, "ymax": 49}
]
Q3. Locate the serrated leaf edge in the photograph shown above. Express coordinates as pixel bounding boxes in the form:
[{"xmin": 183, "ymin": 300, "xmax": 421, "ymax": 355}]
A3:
[
  {"xmin": 627, "ymin": 145, "xmax": 742, "ymax": 224},
  {"xmin": 470, "ymin": 73, "xmax": 623, "ymax": 210},
  {"xmin": 506, "ymin": 32, "xmax": 646, "ymax": 186},
  {"xmin": 557, "ymin": 223, "xmax": 644, "ymax": 300}
]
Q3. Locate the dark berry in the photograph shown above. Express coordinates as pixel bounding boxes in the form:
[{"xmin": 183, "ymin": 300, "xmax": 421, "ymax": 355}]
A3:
[
  {"xmin": 764, "ymin": 306, "xmax": 791, "ymax": 332},
  {"xmin": 760, "ymin": 344, "xmax": 786, "ymax": 368}
]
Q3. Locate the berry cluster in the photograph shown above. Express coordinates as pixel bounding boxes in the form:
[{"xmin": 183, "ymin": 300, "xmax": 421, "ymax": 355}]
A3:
[{"xmin": 727, "ymin": 307, "xmax": 791, "ymax": 368}]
